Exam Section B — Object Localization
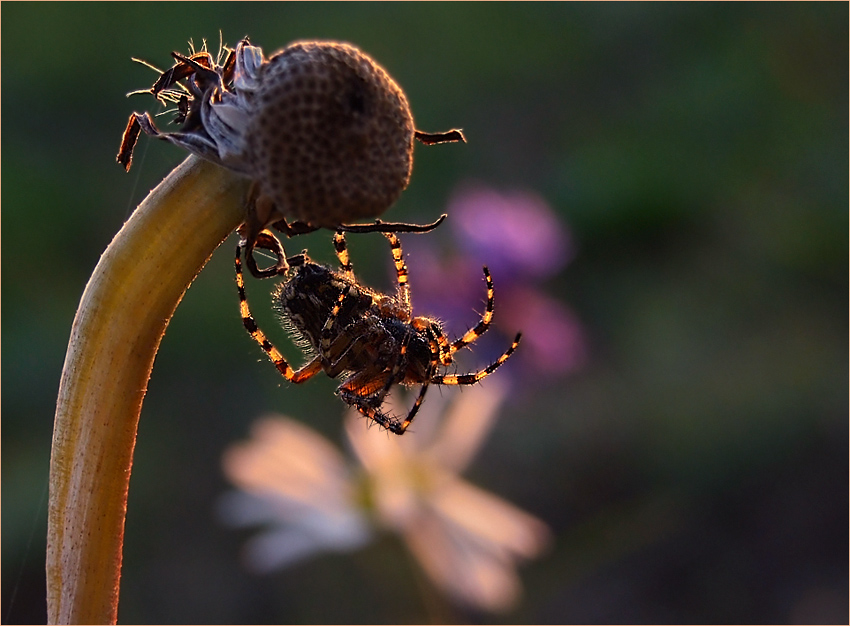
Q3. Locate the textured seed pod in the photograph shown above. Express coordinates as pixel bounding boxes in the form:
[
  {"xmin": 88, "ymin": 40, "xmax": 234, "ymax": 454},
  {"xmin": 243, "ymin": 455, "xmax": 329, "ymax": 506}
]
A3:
[
  {"xmin": 245, "ymin": 41, "xmax": 415, "ymax": 228},
  {"xmin": 118, "ymin": 38, "xmax": 462, "ymax": 237}
]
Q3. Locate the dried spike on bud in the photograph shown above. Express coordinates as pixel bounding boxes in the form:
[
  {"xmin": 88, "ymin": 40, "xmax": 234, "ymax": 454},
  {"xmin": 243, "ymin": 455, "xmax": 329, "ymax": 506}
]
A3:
[{"xmin": 415, "ymin": 129, "xmax": 466, "ymax": 145}]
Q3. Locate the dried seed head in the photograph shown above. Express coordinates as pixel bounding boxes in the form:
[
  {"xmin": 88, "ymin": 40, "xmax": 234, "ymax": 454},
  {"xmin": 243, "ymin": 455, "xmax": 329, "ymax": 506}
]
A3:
[
  {"xmin": 247, "ymin": 42, "xmax": 414, "ymax": 227},
  {"xmin": 118, "ymin": 37, "xmax": 464, "ymax": 247}
]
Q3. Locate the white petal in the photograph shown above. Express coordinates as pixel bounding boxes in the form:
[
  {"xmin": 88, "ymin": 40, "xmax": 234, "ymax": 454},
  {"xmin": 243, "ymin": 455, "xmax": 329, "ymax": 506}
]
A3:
[
  {"xmin": 241, "ymin": 521, "xmax": 371, "ymax": 574},
  {"xmin": 343, "ymin": 385, "xmax": 461, "ymax": 473},
  {"xmin": 217, "ymin": 490, "xmax": 299, "ymax": 527},
  {"xmin": 426, "ymin": 382, "xmax": 507, "ymax": 472},
  {"xmin": 344, "ymin": 409, "xmax": 408, "ymax": 473},
  {"xmin": 222, "ymin": 416, "xmax": 355, "ymax": 516},
  {"xmin": 401, "ymin": 513, "xmax": 524, "ymax": 613},
  {"xmin": 429, "ymin": 476, "xmax": 552, "ymax": 560}
]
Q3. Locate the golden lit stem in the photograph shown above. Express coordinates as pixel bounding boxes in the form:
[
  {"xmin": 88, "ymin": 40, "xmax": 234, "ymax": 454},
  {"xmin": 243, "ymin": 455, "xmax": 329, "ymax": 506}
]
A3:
[{"xmin": 47, "ymin": 156, "xmax": 249, "ymax": 624}]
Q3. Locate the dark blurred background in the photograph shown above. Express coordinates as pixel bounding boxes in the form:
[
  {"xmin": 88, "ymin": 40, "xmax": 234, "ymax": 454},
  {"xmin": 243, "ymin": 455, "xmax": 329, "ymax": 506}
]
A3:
[{"xmin": 2, "ymin": 3, "xmax": 847, "ymax": 623}]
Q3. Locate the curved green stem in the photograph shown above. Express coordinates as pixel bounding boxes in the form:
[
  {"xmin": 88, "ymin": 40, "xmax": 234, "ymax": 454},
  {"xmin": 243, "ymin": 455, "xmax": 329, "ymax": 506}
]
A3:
[{"xmin": 47, "ymin": 156, "xmax": 250, "ymax": 624}]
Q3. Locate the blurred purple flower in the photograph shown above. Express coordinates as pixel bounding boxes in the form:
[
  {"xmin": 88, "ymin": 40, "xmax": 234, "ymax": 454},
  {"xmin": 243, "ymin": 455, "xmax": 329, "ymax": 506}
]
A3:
[
  {"xmin": 499, "ymin": 285, "xmax": 587, "ymax": 374},
  {"xmin": 448, "ymin": 183, "xmax": 575, "ymax": 281}
]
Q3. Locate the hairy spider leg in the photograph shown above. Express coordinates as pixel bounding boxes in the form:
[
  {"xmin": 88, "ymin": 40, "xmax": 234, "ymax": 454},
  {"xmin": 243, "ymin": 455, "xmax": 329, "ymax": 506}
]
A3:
[
  {"xmin": 334, "ymin": 230, "xmax": 414, "ymax": 313},
  {"xmin": 318, "ymin": 282, "xmax": 355, "ymax": 358},
  {"xmin": 243, "ymin": 228, "xmax": 292, "ymax": 279},
  {"xmin": 332, "ymin": 231, "xmax": 354, "ymax": 280},
  {"xmin": 342, "ymin": 329, "xmax": 433, "ymax": 435},
  {"xmin": 338, "ymin": 341, "xmax": 428, "ymax": 436},
  {"xmin": 392, "ymin": 364, "xmax": 434, "ymax": 435},
  {"xmin": 338, "ymin": 347, "xmax": 411, "ymax": 435},
  {"xmin": 235, "ymin": 242, "xmax": 323, "ymax": 383},
  {"xmin": 432, "ymin": 333, "xmax": 522, "ymax": 386},
  {"xmin": 449, "ymin": 266, "xmax": 496, "ymax": 355},
  {"xmin": 239, "ymin": 187, "xmax": 292, "ymax": 279},
  {"xmin": 382, "ymin": 233, "xmax": 410, "ymax": 311},
  {"xmin": 382, "ymin": 233, "xmax": 454, "ymax": 364},
  {"xmin": 434, "ymin": 326, "xmax": 453, "ymax": 365}
]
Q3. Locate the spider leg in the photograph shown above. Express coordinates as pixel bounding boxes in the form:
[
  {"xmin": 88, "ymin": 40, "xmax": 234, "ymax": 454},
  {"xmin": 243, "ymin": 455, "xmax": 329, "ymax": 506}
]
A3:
[
  {"xmin": 319, "ymin": 284, "xmax": 390, "ymax": 376},
  {"xmin": 333, "ymin": 230, "xmax": 354, "ymax": 280},
  {"xmin": 393, "ymin": 366, "xmax": 433, "ymax": 434},
  {"xmin": 450, "ymin": 266, "xmax": 496, "ymax": 355},
  {"xmin": 270, "ymin": 218, "xmax": 322, "ymax": 237},
  {"xmin": 270, "ymin": 214, "xmax": 447, "ymax": 241},
  {"xmin": 432, "ymin": 333, "xmax": 522, "ymax": 385},
  {"xmin": 435, "ymin": 328, "xmax": 453, "ymax": 366},
  {"xmin": 366, "ymin": 340, "xmax": 410, "ymax": 408},
  {"xmin": 383, "ymin": 233, "xmax": 410, "ymax": 310},
  {"xmin": 321, "ymin": 331, "xmax": 375, "ymax": 378},
  {"xmin": 318, "ymin": 284, "xmax": 401, "ymax": 382},
  {"xmin": 339, "ymin": 344, "xmax": 414, "ymax": 435},
  {"xmin": 320, "ymin": 283, "xmax": 355, "ymax": 358},
  {"xmin": 334, "ymin": 320, "xmax": 417, "ymax": 434},
  {"xmin": 235, "ymin": 241, "xmax": 321, "ymax": 383},
  {"xmin": 243, "ymin": 229, "xmax": 293, "ymax": 279},
  {"xmin": 239, "ymin": 185, "xmax": 294, "ymax": 278},
  {"xmin": 343, "ymin": 396, "xmax": 405, "ymax": 435}
]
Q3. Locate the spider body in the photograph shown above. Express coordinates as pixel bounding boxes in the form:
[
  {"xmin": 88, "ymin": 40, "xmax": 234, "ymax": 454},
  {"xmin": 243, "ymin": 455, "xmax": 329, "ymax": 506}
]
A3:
[{"xmin": 236, "ymin": 231, "xmax": 521, "ymax": 434}]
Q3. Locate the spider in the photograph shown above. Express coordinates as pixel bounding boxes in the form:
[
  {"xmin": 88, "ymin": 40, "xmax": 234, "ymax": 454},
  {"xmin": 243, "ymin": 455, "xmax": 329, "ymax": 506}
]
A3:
[
  {"xmin": 235, "ymin": 229, "xmax": 521, "ymax": 434},
  {"xmin": 117, "ymin": 37, "xmax": 465, "ymax": 279}
]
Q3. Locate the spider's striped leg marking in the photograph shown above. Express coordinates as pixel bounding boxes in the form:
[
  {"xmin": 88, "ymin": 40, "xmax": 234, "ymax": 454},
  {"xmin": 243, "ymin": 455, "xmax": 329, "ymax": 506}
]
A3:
[
  {"xmin": 320, "ymin": 283, "xmax": 354, "ymax": 358},
  {"xmin": 346, "ymin": 400, "xmax": 404, "ymax": 434},
  {"xmin": 432, "ymin": 333, "xmax": 522, "ymax": 385},
  {"xmin": 235, "ymin": 242, "xmax": 322, "ymax": 384},
  {"xmin": 383, "ymin": 232, "xmax": 410, "ymax": 311},
  {"xmin": 319, "ymin": 286, "xmax": 384, "ymax": 377},
  {"xmin": 333, "ymin": 230, "xmax": 354, "ymax": 281},
  {"xmin": 450, "ymin": 266, "xmax": 496, "ymax": 354},
  {"xmin": 339, "ymin": 371, "xmax": 405, "ymax": 434}
]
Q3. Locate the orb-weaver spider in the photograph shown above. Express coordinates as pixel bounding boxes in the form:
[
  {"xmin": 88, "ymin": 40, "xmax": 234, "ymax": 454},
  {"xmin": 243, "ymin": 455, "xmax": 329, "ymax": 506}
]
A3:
[{"xmin": 235, "ymin": 230, "xmax": 521, "ymax": 434}]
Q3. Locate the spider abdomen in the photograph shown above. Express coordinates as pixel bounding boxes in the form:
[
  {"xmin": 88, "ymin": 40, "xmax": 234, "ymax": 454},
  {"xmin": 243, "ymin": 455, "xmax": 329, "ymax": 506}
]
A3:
[{"xmin": 273, "ymin": 263, "xmax": 372, "ymax": 357}]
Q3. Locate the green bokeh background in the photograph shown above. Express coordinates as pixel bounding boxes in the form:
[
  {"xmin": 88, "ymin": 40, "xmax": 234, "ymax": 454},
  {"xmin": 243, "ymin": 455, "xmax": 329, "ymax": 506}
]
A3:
[{"xmin": 3, "ymin": 3, "xmax": 846, "ymax": 623}]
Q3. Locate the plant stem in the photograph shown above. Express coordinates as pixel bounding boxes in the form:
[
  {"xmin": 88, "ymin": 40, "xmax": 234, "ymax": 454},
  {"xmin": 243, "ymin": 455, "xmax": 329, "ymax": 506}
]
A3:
[{"xmin": 47, "ymin": 156, "xmax": 250, "ymax": 624}]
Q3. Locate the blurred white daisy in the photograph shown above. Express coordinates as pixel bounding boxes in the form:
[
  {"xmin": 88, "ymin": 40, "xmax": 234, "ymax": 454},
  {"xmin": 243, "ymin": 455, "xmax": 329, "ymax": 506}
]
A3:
[{"xmin": 219, "ymin": 380, "xmax": 551, "ymax": 613}]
